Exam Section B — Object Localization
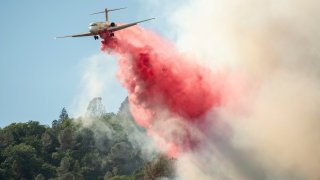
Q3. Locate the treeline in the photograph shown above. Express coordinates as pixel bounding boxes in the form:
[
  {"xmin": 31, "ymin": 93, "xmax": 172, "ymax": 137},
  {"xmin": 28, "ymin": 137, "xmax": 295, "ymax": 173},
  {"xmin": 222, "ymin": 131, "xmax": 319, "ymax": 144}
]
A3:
[{"xmin": 0, "ymin": 98, "xmax": 175, "ymax": 180}]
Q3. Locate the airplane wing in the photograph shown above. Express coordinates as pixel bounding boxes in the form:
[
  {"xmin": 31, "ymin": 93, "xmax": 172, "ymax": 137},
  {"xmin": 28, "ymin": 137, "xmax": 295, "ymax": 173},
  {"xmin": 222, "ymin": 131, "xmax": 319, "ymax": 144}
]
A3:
[
  {"xmin": 55, "ymin": 32, "xmax": 95, "ymax": 39},
  {"xmin": 107, "ymin": 18, "xmax": 155, "ymax": 32}
]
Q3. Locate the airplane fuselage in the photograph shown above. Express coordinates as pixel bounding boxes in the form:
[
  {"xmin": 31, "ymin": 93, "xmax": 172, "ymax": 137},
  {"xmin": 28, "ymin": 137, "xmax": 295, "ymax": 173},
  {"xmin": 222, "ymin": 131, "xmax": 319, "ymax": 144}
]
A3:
[{"xmin": 89, "ymin": 21, "xmax": 115, "ymax": 34}]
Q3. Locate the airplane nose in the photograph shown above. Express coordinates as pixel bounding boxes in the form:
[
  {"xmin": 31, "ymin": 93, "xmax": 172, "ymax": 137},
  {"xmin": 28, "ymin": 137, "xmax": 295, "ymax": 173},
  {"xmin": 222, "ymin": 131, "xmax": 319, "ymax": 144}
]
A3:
[{"xmin": 89, "ymin": 26, "xmax": 96, "ymax": 33}]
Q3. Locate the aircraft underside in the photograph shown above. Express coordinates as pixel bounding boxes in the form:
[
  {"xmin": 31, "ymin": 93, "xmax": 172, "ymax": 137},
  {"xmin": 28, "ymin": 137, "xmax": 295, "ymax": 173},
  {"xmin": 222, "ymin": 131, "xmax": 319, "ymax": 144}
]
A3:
[
  {"xmin": 98, "ymin": 31, "xmax": 115, "ymax": 45},
  {"xmin": 93, "ymin": 31, "xmax": 114, "ymax": 40}
]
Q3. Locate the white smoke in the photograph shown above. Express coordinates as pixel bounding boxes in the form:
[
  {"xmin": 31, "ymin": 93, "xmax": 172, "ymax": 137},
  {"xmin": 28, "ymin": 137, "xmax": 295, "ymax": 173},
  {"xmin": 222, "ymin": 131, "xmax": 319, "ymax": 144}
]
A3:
[
  {"xmin": 71, "ymin": 53, "xmax": 126, "ymax": 121},
  {"xmin": 141, "ymin": 0, "xmax": 320, "ymax": 179},
  {"xmin": 71, "ymin": 53, "xmax": 157, "ymax": 160}
]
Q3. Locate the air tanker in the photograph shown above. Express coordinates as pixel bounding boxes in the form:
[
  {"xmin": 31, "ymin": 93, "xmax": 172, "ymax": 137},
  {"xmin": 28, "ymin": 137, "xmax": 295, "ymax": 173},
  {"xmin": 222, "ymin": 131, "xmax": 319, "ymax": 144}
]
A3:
[{"xmin": 56, "ymin": 7, "xmax": 154, "ymax": 43}]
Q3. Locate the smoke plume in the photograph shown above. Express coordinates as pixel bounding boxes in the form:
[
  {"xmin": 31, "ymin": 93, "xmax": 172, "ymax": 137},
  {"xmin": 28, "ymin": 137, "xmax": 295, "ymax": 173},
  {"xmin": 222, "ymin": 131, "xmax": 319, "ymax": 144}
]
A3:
[
  {"xmin": 101, "ymin": 0, "xmax": 320, "ymax": 179},
  {"xmin": 71, "ymin": 53, "xmax": 126, "ymax": 125},
  {"xmin": 169, "ymin": 0, "xmax": 320, "ymax": 179},
  {"xmin": 102, "ymin": 27, "xmax": 245, "ymax": 158}
]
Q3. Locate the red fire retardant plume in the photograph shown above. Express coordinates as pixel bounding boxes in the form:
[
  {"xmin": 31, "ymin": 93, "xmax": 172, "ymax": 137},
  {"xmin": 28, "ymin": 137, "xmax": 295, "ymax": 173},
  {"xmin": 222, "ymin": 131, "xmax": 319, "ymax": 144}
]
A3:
[{"xmin": 101, "ymin": 27, "xmax": 230, "ymax": 157}]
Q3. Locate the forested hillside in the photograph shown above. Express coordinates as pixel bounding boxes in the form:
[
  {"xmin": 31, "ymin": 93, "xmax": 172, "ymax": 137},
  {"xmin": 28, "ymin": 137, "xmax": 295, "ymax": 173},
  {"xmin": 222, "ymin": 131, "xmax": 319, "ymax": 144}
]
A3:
[{"xmin": 0, "ymin": 98, "xmax": 175, "ymax": 180}]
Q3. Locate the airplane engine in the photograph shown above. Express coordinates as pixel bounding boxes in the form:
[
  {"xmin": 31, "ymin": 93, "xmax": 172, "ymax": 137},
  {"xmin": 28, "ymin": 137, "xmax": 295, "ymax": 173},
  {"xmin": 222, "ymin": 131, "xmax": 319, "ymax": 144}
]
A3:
[{"xmin": 110, "ymin": 22, "xmax": 116, "ymax": 27}]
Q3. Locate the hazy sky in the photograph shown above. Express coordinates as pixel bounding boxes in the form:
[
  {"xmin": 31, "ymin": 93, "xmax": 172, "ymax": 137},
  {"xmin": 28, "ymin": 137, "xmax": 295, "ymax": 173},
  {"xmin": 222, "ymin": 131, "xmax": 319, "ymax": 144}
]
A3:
[{"xmin": 0, "ymin": 0, "xmax": 159, "ymax": 127}]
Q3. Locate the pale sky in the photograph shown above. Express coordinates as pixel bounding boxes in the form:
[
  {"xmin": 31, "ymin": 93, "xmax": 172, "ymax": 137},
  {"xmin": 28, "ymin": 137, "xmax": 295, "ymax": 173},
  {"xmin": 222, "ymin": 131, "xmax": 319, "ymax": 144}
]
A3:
[{"xmin": 0, "ymin": 0, "xmax": 167, "ymax": 127}]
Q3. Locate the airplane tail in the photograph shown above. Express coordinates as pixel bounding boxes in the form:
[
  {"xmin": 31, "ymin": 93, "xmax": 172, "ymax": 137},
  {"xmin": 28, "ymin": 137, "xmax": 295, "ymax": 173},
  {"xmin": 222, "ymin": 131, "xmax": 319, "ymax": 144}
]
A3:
[{"xmin": 90, "ymin": 7, "xmax": 126, "ymax": 21}]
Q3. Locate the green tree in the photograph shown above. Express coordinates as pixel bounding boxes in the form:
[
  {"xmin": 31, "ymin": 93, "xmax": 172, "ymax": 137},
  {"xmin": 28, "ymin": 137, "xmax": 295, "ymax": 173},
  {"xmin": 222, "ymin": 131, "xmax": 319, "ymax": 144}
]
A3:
[
  {"xmin": 73, "ymin": 128, "xmax": 95, "ymax": 160},
  {"xmin": 59, "ymin": 107, "xmax": 69, "ymax": 122},
  {"xmin": 143, "ymin": 155, "xmax": 176, "ymax": 180},
  {"xmin": 73, "ymin": 160, "xmax": 84, "ymax": 180},
  {"xmin": 2, "ymin": 143, "xmax": 41, "ymax": 179},
  {"xmin": 42, "ymin": 131, "xmax": 54, "ymax": 152},
  {"xmin": 35, "ymin": 173, "xmax": 45, "ymax": 180},
  {"xmin": 40, "ymin": 163, "xmax": 56, "ymax": 179},
  {"xmin": 81, "ymin": 151, "xmax": 103, "ymax": 179},
  {"xmin": 58, "ymin": 128, "xmax": 74, "ymax": 151},
  {"xmin": 57, "ymin": 156, "xmax": 75, "ymax": 180},
  {"xmin": 104, "ymin": 171, "xmax": 113, "ymax": 179},
  {"xmin": 0, "ymin": 129, "xmax": 14, "ymax": 148},
  {"xmin": 86, "ymin": 97, "xmax": 106, "ymax": 118},
  {"xmin": 52, "ymin": 119, "xmax": 59, "ymax": 131}
]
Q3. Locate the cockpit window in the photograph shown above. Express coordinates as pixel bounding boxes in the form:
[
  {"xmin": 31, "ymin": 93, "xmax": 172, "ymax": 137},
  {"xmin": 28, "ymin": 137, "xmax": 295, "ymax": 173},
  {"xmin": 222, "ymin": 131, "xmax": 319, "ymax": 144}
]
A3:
[{"xmin": 90, "ymin": 23, "xmax": 97, "ymax": 26}]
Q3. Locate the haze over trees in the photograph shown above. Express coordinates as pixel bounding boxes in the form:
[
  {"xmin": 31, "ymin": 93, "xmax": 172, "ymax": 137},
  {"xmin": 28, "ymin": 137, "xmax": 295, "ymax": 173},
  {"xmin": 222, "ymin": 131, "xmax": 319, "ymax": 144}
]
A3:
[{"xmin": 0, "ymin": 98, "xmax": 175, "ymax": 180}]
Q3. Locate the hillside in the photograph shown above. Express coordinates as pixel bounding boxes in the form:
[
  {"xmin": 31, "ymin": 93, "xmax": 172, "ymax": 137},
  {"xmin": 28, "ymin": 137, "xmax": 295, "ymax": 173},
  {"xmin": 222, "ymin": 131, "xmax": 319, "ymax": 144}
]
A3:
[{"xmin": 0, "ymin": 98, "xmax": 175, "ymax": 180}]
